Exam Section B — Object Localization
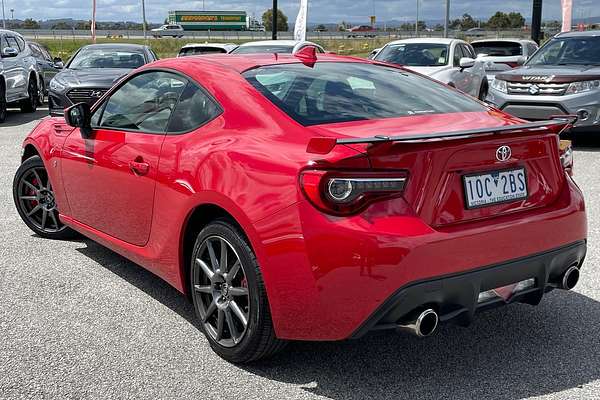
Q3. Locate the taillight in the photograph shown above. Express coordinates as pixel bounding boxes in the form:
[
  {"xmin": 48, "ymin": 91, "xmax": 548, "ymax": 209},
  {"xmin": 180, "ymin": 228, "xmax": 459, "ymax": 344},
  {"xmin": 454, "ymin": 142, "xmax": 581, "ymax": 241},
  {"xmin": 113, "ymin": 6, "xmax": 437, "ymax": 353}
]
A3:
[
  {"xmin": 559, "ymin": 140, "xmax": 574, "ymax": 176},
  {"xmin": 300, "ymin": 170, "xmax": 408, "ymax": 215}
]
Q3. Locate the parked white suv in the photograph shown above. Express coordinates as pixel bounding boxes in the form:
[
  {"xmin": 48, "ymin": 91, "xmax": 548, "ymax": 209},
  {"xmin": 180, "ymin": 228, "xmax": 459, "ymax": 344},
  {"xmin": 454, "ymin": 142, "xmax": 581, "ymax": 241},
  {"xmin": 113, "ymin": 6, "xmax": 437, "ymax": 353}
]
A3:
[
  {"xmin": 0, "ymin": 29, "xmax": 41, "ymax": 122},
  {"xmin": 373, "ymin": 38, "xmax": 489, "ymax": 100},
  {"xmin": 151, "ymin": 24, "xmax": 185, "ymax": 38}
]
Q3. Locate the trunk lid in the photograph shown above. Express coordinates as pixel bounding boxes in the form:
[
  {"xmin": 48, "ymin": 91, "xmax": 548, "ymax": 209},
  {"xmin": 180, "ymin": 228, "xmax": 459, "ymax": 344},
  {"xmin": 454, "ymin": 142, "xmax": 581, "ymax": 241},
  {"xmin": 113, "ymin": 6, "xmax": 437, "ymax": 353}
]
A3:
[{"xmin": 310, "ymin": 111, "xmax": 567, "ymax": 227}]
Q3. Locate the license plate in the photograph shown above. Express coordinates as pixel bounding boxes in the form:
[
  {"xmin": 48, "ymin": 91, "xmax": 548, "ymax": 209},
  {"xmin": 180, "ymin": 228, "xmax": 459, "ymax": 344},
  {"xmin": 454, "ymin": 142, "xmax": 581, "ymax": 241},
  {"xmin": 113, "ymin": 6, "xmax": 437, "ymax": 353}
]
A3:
[{"xmin": 463, "ymin": 167, "xmax": 528, "ymax": 209}]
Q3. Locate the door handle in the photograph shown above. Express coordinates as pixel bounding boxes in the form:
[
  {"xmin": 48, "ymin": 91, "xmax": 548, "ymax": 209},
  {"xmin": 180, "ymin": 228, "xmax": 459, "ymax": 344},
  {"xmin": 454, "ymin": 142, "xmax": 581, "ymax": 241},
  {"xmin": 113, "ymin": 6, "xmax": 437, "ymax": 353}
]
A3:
[{"xmin": 129, "ymin": 160, "xmax": 150, "ymax": 176}]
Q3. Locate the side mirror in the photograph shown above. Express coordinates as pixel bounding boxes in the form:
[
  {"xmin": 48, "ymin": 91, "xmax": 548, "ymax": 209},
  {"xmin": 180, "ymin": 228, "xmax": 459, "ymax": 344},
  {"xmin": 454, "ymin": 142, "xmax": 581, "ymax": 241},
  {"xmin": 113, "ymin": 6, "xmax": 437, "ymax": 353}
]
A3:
[
  {"xmin": 516, "ymin": 55, "xmax": 527, "ymax": 65},
  {"xmin": 65, "ymin": 103, "xmax": 93, "ymax": 138},
  {"xmin": 459, "ymin": 57, "xmax": 475, "ymax": 70},
  {"xmin": 53, "ymin": 57, "xmax": 64, "ymax": 69},
  {"xmin": 2, "ymin": 47, "xmax": 18, "ymax": 58}
]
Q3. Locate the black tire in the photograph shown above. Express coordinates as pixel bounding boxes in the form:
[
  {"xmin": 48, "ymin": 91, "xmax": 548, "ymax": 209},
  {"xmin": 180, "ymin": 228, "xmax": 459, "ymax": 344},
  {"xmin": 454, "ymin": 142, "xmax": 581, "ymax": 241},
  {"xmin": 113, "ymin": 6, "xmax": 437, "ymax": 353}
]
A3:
[
  {"xmin": 37, "ymin": 78, "xmax": 45, "ymax": 106},
  {"xmin": 478, "ymin": 80, "xmax": 489, "ymax": 101},
  {"xmin": 20, "ymin": 77, "xmax": 38, "ymax": 113},
  {"xmin": 190, "ymin": 219, "xmax": 286, "ymax": 363},
  {"xmin": 0, "ymin": 82, "xmax": 6, "ymax": 123},
  {"xmin": 13, "ymin": 156, "xmax": 78, "ymax": 240}
]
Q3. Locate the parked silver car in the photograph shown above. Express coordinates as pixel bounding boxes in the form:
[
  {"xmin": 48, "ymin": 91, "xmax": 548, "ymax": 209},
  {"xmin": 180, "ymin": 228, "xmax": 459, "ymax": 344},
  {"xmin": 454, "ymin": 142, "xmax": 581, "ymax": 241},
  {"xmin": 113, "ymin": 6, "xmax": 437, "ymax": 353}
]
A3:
[
  {"xmin": 28, "ymin": 41, "xmax": 63, "ymax": 105},
  {"xmin": 487, "ymin": 30, "xmax": 600, "ymax": 132},
  {"xmin": 0, "ymin": 29, "xmax": 41, "ymax": 121}
]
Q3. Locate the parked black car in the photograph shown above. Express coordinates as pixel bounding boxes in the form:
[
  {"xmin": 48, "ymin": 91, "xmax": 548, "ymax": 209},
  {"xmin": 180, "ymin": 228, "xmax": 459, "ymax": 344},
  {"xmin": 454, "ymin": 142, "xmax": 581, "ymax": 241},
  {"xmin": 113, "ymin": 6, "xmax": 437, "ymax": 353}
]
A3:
[
  {"xmin": 28, "ymin": 41, "xmax": 63, "ymax": 105},
  {"xmin": 48, "ymin": 43, "xmax": 158, "ymax": 116}
]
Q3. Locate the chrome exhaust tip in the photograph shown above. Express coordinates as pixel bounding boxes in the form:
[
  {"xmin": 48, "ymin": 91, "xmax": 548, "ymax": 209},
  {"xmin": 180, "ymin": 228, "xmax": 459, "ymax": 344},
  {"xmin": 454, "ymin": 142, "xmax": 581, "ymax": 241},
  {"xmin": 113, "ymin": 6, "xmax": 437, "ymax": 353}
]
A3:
[
  {"xmin": 398, "ymin": 308, "xmax": 439, "ymax": 338},
  {"xmin": 561, "ymin": 265, "xmax": 580, "ymax": 291}
]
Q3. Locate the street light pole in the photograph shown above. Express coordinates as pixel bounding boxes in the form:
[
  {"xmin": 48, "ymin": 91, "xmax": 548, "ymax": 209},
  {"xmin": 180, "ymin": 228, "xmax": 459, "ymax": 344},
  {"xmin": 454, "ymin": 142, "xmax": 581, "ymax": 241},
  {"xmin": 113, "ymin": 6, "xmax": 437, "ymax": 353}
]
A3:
[
  {"xmin": 272, "ymin": 0, "xmax": 278, "ymax": 40},
  {"xmin": 415, "ymin": 0, "xmax": 419, "ymax": 37},
  {"xmin": 141, "ymin": 0, "xmax": 147, "ymax": 42},
  {"xmin": 444, "ymin": 0, "xmax": 450, "ymax": 38},
  {"xmin": 1, "ymin": 0, "xmax": 6, "ymax": 29}
]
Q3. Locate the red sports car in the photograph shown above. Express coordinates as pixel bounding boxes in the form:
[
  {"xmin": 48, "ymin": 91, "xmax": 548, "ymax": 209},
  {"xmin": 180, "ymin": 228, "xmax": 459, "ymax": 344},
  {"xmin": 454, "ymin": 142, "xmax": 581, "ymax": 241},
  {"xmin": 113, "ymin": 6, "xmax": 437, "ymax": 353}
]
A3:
[{"xmin": 13, "ymin": 47, "xmax": 587, "ymax": 363}]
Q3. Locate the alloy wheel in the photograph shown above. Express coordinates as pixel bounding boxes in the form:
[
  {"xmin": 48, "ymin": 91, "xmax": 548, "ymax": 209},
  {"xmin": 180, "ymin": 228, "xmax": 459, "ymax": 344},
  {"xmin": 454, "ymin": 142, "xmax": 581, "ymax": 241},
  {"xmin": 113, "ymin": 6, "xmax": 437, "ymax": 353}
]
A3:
[
  {"xmin": 192, "ymin": 236, "xmax": 250, "ymax": 348},
  {"xmin": 16, "ymin": 166, "xmax": 65, "ymax": 233}
]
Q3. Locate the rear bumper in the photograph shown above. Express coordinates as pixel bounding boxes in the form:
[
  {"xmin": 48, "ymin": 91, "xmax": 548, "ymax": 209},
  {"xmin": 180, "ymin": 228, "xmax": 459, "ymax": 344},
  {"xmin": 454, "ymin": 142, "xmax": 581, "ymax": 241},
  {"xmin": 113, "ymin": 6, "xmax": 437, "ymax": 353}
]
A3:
[
  {"xmin": 255, "ymin": 176, "xmax": 587, "ymax": 341},
  {"xmin": 351, "ymin": 240, "xmax": 586, "ymax": 338}
]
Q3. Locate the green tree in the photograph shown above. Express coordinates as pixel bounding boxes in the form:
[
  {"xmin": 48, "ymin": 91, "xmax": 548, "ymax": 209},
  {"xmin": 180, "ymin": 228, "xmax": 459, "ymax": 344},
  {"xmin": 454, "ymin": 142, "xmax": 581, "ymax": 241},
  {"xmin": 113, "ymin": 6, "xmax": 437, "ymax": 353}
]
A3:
[
  {"xmin": 507, "ymin": 12, "xmax": 525, "ymax": 29},
  {"xmin": 315, "ymin": 24, "xmax": 327, "ymax": 32},
  {"xmin": 487, "ymin": 12, "xmax": 511, "ymax": 29},
  {"xmin": 22, "ymin": 18, "xmax": 40, "ymax": 29},
  {"xmin": 52, "ymin": 21, "xmax": 72, "ymax": 30},
  {"xmin": 460, "ymin": 13, "xmax": 478, "ymax": 30},
  {"xmin": 262, "ymin": 8, "xmax": 289, "ymax": 32}
]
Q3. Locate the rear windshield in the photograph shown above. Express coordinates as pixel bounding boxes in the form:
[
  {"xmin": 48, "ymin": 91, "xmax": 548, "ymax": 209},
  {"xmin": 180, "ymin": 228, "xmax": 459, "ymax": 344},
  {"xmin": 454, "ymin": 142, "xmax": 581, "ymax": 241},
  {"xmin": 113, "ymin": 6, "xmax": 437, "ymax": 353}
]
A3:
[
  {"xmin": 179, "ymin": 47, "xmax": 227, "ymax": 56},
  {"xmin": 374, "ymin": 43, "xmax": 449, "ymax": 66},
  {"xmin": 472, "ymin": 41, "xmax": 523, "ymax": 57},
  {"xmin": 243, "ymin": 62, "xmax": 486, "ymax": 126},
  {"xmin": 232, "ymin": 45, "xmax": 293, "ymax": 54}
]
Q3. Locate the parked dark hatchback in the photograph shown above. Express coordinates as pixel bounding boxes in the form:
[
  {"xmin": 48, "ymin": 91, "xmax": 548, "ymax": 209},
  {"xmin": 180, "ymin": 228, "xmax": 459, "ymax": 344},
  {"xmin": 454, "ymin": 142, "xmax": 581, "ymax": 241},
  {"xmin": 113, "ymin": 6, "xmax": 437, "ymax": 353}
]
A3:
[{"xmin": 48, "ymin": 43, "xmax": 158, "ymax": 116}]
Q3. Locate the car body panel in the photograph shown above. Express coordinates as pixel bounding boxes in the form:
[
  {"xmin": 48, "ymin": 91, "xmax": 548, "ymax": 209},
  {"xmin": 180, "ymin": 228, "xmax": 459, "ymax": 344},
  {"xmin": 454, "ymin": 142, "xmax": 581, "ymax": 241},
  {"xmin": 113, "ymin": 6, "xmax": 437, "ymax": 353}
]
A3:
[{"xmin": 21, "ymin": 53, "xmax": 587, "ymax": 341}]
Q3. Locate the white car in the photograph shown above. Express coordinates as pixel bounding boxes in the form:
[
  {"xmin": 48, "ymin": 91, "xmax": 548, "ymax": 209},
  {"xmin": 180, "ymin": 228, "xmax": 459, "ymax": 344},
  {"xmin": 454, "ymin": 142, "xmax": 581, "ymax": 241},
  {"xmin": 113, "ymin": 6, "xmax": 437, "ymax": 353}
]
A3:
[
  {"xmin": 230, "ymin": 40, "xmax": 325, "ymax": 55},
  {"xmin": 178, "ymin": 43, "xmax": 238, "ymax": 57},
  {"xmin": 151, "ymin": 24, "xmax": 184, "ymax": 38},
  {"xmin": 472, "ymin": 39, "xmax": 539, "ymax": 82},
  {"xmin": 373, "ymin": 38, "xmax": 489, "ymax": 100}
]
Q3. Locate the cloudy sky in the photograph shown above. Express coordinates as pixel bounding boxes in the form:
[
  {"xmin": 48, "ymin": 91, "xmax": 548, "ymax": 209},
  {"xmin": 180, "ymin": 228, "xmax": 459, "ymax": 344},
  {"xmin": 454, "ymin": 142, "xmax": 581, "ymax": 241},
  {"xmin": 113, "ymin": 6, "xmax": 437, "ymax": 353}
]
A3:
[{"xmin": 8, "ymin": 0, "xmax": 599, "ymax": 23}]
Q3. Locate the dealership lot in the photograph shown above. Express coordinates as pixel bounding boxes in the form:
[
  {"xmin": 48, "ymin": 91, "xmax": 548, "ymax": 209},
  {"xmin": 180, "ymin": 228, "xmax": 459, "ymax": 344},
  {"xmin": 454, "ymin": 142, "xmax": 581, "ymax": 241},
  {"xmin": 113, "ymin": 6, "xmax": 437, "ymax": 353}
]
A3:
[{"xmin": 0, "ymin": 110, "xmax": 598, "ymax": 399}]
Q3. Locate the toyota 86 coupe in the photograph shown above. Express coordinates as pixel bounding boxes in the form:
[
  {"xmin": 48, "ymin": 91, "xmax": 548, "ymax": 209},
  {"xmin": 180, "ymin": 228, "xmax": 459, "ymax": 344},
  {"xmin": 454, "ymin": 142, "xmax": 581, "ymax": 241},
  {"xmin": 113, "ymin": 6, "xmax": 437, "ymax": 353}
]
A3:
[{"xmin": 13, "ymin": 46, "xmax": 587, "ymax": 363}]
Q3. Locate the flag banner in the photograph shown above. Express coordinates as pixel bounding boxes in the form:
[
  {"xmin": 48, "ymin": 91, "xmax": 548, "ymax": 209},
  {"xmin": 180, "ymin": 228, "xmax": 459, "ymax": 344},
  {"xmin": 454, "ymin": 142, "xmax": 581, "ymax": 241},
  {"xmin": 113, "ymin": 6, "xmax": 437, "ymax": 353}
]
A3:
[
  {"xmin": 92, "ymin": 0, "xmax": 97, "ymax": 42},
  {"xmin": 294, "ymin": 0, "xmax": 308, "ymax": 41},
  {"xmin": 561, "ymin": 0, "xmax": 572, "ymax": 32}
]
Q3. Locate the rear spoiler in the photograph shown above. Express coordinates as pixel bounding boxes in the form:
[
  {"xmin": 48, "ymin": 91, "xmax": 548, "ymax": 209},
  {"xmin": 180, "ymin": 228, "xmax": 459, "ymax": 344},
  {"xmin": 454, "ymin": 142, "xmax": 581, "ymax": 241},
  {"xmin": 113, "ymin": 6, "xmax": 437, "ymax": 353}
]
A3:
[{"xmin": 307, "ymin": 117, "xmax": 576, "ymax": 155}]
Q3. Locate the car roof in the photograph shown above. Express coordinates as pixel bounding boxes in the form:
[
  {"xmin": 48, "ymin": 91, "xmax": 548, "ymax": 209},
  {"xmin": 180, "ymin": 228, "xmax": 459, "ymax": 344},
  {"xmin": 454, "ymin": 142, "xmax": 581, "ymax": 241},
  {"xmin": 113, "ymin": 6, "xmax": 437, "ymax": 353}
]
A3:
[
  {"xmin": 555, "ymin": 30, "xmax": 600, "ymax": 38},
  {"xmin": 181, "ymin": 43, "xmax": 236, "ymax": 49},
  {"xmin": 383, "ymin": 38, "xmax": 459, "ymax": 46},
  {"xmin": 237, "ymin": 40, "xmax": 312, "ymax": 47},
  {"xmin": 81, "ymin": 43, "xmax": 149, "ymax": 51},
  {"xmin": 471, "ymin": 38, "xmax": 536, "ymax": 44}
]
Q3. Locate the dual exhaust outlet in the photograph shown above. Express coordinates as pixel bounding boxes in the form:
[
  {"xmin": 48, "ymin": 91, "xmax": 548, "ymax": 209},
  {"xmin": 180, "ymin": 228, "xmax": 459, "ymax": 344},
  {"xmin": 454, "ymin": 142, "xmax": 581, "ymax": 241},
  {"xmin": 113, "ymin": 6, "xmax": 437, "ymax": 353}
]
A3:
[
  {"xmin": 396, "ymin": 265, "xmax": 580, "ymax": 338},
  {"xmin": 397, "ymin": 308, "xmax": 439, "ymax": 338}
]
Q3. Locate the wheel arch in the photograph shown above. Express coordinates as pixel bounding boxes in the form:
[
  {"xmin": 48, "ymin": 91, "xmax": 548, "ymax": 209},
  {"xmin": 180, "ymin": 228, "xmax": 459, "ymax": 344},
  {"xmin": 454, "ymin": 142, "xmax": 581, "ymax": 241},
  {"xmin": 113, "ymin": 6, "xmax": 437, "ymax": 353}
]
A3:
[
  {"xmin": 22, "ymin": 142, "xmax": 41, "ymax": 163},
  {"xmin": 179, "ymin": 201, "xmax": 260, "ymax": 299}
]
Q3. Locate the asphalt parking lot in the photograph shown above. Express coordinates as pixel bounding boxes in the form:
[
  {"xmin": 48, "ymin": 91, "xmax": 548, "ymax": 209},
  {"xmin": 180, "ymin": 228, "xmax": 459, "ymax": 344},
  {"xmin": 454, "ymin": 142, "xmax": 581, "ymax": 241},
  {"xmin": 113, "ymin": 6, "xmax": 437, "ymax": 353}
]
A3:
[{"xmin": 0, "ymin": 109, "xmax": 598, "ymax": 400}]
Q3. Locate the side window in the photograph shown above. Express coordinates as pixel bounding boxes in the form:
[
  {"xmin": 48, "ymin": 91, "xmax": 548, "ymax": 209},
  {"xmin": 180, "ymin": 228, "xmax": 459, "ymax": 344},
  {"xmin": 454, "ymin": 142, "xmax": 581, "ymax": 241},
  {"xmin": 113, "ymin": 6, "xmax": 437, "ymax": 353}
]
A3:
[
  {"xmin": 463, "ymin": 44, "xmax": 476, "ymax": 59},
  {"xmin": 29, "ymin": 44, "xmax": 41, "ymax": 57},
  {"xmin": 453, "ymin": 44, "xmax": 463, "ymax": 67},
  {"xmin": 41, "ymin": 47, "xmax": 53, "ymax": 61},
  {"xmin": 0, "ymin": 36, "xmax": 7, "ymax": 50},
  {"xmin": 5, "ymin": 37, "xmax": 20, "ymax": 53},
  {"xmin": 94, "ymin": 71, "xmax": 187, "ymax": 133},
  {"xmin": 16, "ymin": 37, "xmax": 26, "ymax": 52},
  {"xmin": 167, "ymin": 82, "xmax": 222, "ymax": 133}
]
